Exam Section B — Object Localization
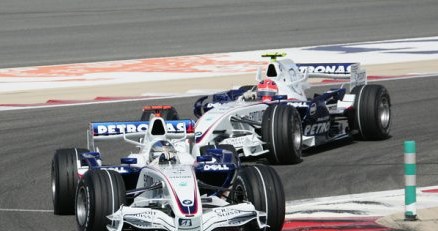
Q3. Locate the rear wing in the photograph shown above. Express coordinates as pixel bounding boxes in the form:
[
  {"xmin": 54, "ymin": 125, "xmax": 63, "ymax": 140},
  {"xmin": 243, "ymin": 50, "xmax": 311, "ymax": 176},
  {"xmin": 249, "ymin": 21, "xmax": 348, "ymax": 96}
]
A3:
[
  {"xmin": 87, "ymin": 120, "xmax": 195, "ymax": 149},
  {"xmin": 260, "ymin": 53, "xmax": 367, "ymax": 90},
  {"xmin": 89, "ymin": 120, "xmax": 194, "ymax": 139},
  {"xmin": 297, "ymin": 63, "xmax": 367, "ymax": 90}
]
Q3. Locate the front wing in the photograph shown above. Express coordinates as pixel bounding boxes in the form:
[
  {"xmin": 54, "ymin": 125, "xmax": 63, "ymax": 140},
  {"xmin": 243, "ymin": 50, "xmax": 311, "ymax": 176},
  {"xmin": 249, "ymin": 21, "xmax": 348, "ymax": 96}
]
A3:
[{"xmin": 107, "ymin": 203, "xmax": 267, "ymax": 231}]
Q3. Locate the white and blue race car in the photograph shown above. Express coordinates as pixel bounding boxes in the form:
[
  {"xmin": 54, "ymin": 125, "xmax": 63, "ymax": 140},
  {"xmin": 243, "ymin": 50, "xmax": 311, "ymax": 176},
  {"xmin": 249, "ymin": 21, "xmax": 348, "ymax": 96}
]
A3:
[
  {"xmin": 189, "ymin": 53, "xmax": 391, "ymax": 165},
  {"xmin": 51, "ymin": 116, "xmax": 285, "ymax": 231}
]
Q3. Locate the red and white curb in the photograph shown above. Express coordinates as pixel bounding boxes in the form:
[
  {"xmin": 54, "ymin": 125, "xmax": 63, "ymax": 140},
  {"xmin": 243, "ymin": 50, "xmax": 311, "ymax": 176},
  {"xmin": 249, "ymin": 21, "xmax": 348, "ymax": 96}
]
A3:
[
  {"xmin": 2, "ymin": 73, "xmax": 436, "ymax": 111},
  {"xmin": 283, "ymin": 186, "xmax": 438, "ymax": 230},
  {"xmin": 1, "ymin": 186, "xmax": 437, "ymax": 231},
  {"xmin": 1, "ymin": 36, "xmax": 438, "ymax": 93}
]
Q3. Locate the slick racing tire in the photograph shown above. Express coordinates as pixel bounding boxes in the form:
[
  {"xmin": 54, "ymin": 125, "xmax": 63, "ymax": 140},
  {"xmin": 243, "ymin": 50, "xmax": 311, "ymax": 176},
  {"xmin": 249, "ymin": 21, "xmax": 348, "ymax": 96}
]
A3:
[
  {"xmin": 140, "ymin": 106, "xmax": 179, "ymax": 121},
  {"xmin": 52, "ymin": 148, "xmax": 89, "ymax": 215},
  {"xmin": 262, "ymin": 104, "xmax": 303, "ymax": 165},
  {"xmin": 75, "ymin": 170, "xmax": 126, "ymax": 231},
  {"xmin": 231, "ymin": 165, "xmax": 285, "ymax": 231},
  {"xmin": 350, "ymin": 85, "xmax": 391, "ymax": 140}
]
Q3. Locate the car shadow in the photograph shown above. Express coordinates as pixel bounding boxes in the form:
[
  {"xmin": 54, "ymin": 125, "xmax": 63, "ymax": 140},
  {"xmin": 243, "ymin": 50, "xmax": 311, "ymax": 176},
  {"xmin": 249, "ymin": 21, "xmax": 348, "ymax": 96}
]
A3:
[{"xmin": 303, "ymin": 137, "xmax": 355, "ymax": 157}]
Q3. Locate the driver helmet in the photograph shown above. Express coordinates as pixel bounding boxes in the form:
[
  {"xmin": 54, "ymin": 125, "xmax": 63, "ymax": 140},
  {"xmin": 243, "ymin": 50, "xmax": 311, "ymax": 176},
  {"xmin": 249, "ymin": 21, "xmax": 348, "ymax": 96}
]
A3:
[
  {"xmin": 257, "ymin": 79, "xmax": 278, "ymax": 101},
  {"xmin": 149, "ymin": 140, "xmax": 177, "ymax": 162}
]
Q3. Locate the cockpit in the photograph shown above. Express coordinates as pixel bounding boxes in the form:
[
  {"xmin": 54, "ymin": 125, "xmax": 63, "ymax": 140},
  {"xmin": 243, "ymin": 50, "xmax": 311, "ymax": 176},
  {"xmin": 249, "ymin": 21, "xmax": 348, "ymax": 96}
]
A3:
[{"xmin": 149, "ymin": 140, "xmax": 177, "ymax": 164}]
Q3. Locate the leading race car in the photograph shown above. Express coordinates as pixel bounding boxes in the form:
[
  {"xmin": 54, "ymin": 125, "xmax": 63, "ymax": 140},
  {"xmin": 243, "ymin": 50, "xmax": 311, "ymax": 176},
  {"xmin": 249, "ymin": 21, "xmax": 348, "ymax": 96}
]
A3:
[
  {"xmin": 51, "ymin": 116, "xmax": 285, "ymax": 231},
  {"xmin": 189, "ymin": 53, "xmax": 391, "ymax": 165}
]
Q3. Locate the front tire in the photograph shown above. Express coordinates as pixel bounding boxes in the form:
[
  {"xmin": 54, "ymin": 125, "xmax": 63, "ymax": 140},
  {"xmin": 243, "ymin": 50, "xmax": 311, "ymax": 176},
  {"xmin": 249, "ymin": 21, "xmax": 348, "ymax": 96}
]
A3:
[
  {"xmin": 350, "ymin": 85, "xmax": 391, "ymax": 140},
  {"xmin": 52, "ymin": 148, "xmax": 89, "ymax": 215},
  {"xmin": 262, "ymin": 104, "xmax": 302, "ymax": 165},
  {"xmin": 231, "ymin": 165, "xmax": 285, "ymax": 231},
  {"xmin": 75, "ymin": 170, "xmax": 126, "ymax": 231}
]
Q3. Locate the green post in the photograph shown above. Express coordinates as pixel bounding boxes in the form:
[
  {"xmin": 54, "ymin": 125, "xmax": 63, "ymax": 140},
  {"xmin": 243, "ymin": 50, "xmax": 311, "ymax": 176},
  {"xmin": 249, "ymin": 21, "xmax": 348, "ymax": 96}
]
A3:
[{"xmin": 404, "ymin": 140, "xmax": 417, "ymax": 221}]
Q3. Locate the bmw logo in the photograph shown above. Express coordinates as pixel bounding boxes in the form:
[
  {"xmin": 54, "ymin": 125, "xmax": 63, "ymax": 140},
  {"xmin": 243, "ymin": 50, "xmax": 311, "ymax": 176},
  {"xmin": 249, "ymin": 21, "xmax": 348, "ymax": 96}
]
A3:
[{"xmin": 182, "ymin": 200, "xmax": 192, "ymax": 205}]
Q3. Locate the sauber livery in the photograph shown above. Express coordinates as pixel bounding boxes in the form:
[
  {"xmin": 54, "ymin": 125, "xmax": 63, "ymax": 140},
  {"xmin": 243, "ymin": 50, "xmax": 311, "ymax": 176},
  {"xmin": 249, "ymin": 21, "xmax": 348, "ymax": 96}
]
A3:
[
  {"xmin": 191, "ymin": 52, "xmax": 392, "ymax": 165},
  {"xmin": 51, "ymin": 116, "xmax": 285, "ymax": 231}
]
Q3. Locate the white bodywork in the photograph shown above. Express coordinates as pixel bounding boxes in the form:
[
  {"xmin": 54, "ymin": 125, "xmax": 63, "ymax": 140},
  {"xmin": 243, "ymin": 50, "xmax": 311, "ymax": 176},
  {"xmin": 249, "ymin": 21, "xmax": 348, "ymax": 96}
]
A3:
[
  {"xmin": 85, "ymin": 117, "xmax": 267, "ymax": 231},
  {"xmin": 193, "ymin": 101, "xmax": 268, "ymax": 157},
  {"xmin": 192, "ymin": 54, "xmax": 366, "ymax": 157}
]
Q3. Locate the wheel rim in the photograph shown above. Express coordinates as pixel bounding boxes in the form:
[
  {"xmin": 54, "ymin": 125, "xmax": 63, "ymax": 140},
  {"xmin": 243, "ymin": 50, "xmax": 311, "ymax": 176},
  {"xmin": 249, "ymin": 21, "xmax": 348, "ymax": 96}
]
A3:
[
  {"xmin": 76, "ymin": 186, "xmax": 88, "ymax": 226},
  {"xmin": 51, "ymin": 163, "xmax": 56, "ymax": 202},
  {"xmin": 234, "ymin": 184, "xmax": 246, "ymax": 203},
  {"xmin": 378, "ymin": 96, "xmax": 390, "ymax": 129}
]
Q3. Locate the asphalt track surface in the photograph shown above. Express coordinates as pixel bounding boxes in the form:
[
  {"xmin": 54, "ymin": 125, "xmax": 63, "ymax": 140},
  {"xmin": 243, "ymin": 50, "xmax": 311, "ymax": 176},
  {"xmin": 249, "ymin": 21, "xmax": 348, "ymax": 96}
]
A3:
[
  {"xmin": 1, "ymin": 0, "xmax": 438, "ymax": 230},
  {"xmin": 1, "ymin": 0, "xmax": 438, "ymax": 68},
  {"xmin": 1, "ymin": 77, "xmax": 438, "ymax": 230}
]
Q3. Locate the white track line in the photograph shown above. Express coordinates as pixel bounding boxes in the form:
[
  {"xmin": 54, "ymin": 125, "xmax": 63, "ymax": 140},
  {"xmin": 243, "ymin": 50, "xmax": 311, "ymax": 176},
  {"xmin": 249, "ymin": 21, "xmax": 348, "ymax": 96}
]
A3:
[
  {"xmin": 2, "ymin": 186, "xmax": 437, "ymax": 215},
  {"xmin": 285, "ymin": 185, "xmax": 438, "ymax": 219},
  {"xmin": 1, "ymin": 73, "xmax": 436, "ymax": 112},
  {"xmin": 0, "ymin": 208, "xmax": 53, "ymax": 213}
]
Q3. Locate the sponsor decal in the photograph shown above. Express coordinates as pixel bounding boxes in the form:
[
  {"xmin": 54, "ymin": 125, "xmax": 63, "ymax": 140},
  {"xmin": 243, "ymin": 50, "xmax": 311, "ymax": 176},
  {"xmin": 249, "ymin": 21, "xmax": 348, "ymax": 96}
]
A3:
[
  {"xmin": 179, "ymin": 219, "xmax": 192, "ymax": 227},
  {"xmin": 195, "ymin": 131, "xmax": 203, "ymax": 137},
  {"xmin": 178, "ymin": 182, "xmax": 188, "ymax": 187},
  {"xmin": 221, "ymin": 136, "xmax": 247, "ymax": 147},
  {"xmin": 91, "ymin": 120, "xmax": 194, "ymax": 136},
  {"xmin": 214, "ymin": 208, "xmax": 241, "ymax": 217},
  {"xmin": 96, "ymin": 123, "xmax": 148, "ymax": 134},
  {"xmin": 171, "ymin": 168, "xmax": 186, "ymax": 174},
  {"xmin": 304, "ymin": 122, "xmax": 330, "ymax": 136},
  {"xmin": 287, "ymin": 102, "xmax": 308, "ymax": 107},
  {"xmin": 317, "ymin": 116, "xmax": 330, "ymax": 122},
  {"xmin": 182, "ymin": 200, "xmax": 193, "ymax": 205},
  {"xmin": 132, "ymin": 210, "xmax": 157, "ymax": 220},
  {"xmin": 169, "ymin": 175, "xmax": 191, "ymax": 179},
  {"xmin": 203, "ymin": 164, "xmax": 230, "ymax": 171},
  {"xmin": 297, "ymin": 63, "xmax": 354, "ymax": 74}
]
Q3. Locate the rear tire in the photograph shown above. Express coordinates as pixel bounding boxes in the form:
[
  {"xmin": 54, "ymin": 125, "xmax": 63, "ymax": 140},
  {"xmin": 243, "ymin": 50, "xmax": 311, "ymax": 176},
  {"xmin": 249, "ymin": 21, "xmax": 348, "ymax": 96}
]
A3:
[
  {"xmin": 52, "ymin": 148, "xmax": 89, "ymax": 215},
  {"xmin": 350, "ymin": 85, "xmax": 391, "ymax": 140},
  {"xmin": 75, "ymin": 170, "xmax": 126, "ymax": 231},
  {"xmin": 231, "ymin": 165, "xmax": 285, "ymax": 231},
  {"xmin": 262, "ymin": 104, "xmax": 302, "ymax": 165}
]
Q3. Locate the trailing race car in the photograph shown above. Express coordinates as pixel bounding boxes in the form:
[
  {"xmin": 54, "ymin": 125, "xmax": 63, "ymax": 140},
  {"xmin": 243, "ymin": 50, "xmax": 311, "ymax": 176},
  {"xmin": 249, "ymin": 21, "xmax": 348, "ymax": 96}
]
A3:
[
  {"xmin": 190, "ymin": 52, "xmax": 391, "ymax": 165},
  {"xmin": 141, "ymin": 105, "xmax": 179, "ymax": 121},
  {"xmin": 51, "ymin": 116, "xmax": 285, "ymax": 231}
]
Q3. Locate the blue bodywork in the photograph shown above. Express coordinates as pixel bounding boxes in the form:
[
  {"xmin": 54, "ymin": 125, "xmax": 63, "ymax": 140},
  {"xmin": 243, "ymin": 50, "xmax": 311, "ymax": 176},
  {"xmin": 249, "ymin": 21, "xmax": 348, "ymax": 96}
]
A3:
[
  {"xmin": 193, "ymin": 86, "xmax": 351, "ymax": 147},
  {"xmin": 78, "ymin": 148, "xmax": 238, "ymax": 195}
]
